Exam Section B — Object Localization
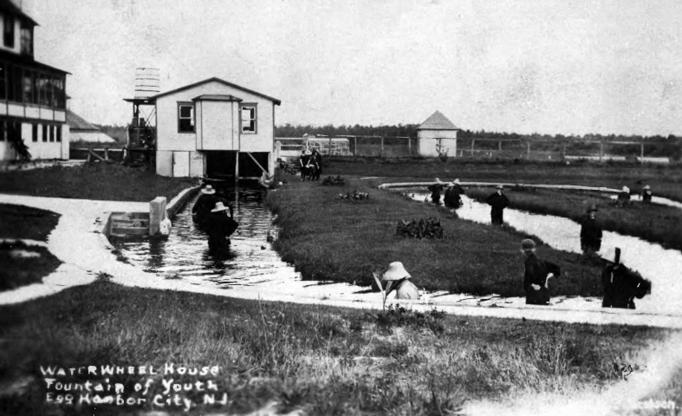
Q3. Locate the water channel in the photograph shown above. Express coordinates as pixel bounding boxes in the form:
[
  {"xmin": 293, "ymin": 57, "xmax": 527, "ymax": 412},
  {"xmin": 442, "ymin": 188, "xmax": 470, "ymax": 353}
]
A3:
[{"xmin": 110, "ymin": 185, "xmax": 682, "ymax": 322}]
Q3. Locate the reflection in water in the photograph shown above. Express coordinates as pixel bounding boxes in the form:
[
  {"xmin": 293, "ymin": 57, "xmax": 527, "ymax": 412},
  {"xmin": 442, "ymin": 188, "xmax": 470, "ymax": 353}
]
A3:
[
  {"xmin": 112, "ymin": 188, "xmax": 299, "ymax": 289},
  {"xmin": 403, "ymin": 190, "xmax": 682, "ymax": 315}
]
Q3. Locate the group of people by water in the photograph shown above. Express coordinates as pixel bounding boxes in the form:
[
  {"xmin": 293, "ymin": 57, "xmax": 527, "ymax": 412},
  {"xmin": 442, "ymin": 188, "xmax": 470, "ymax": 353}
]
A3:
[{"xmin": 420, "ymin": 178, "xmax": 653, "ymax": 309}]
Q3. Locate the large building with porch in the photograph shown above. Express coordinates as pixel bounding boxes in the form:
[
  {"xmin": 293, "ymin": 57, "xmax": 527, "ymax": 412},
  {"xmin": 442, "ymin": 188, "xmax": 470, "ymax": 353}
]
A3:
[
  {"xmin": 148, "ymin": 77, "xmax": 280, "ymax": 179},
  {"xmin": 0, "ymin": 0, "xmax": 69, "ymax": 162}
]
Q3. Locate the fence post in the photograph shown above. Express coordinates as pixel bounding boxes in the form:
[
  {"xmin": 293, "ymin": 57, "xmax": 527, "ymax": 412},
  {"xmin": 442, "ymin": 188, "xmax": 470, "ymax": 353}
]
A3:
[
  {"xmin": 354, "ymin": 137, "xmax": 357, "ymax": 156},
  {"xmin": 408, "ymin": 137, "xmax": 411, "ymax": 155},
  {"xmin": 599, "ymin": 141, "xmax": 604, "ymax": 162},
  {"xmin": 640, "ymin": 143, "xmax": 644, "ymax": 164},
  {"xmin": 380, "ymin": 136, "xmax": 384, "ymax": 158},
  {"xmin": 562, "ymin": 143, "xmax": 567, "ymax": 160},
  {"xmin": 471, "ymin": 139, "xmax": 475, "ymax": 157},
  {"xmin": 329, "ymin": 136, "xmax": 332, "ymax": 156},
  {"xmin": 526, "ymin": 141, "xmax": 530, "ymax": 160}
]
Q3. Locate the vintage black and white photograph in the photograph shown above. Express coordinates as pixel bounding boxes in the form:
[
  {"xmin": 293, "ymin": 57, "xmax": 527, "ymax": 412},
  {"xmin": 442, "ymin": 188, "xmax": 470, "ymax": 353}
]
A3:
[{"xmin": 0, "ymin": 0, "xmax": 681, "ymax": 414}]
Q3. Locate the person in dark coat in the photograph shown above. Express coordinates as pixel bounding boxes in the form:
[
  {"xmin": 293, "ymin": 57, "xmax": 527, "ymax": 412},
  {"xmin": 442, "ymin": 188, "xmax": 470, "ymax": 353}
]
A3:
[
  {"xmin": 205, "ymin": 202, "xmax": 239, "ymax": 257},
  {"xmin": 486, "ymin": 185, "xmax": 509, "ymax": 225},
  {"xmin": 427, "ymin": 178, "xmax": 446, "ymax": 205},
  {"xmin": 192, "ymin": 185, "xmax": 219, "ymax": 228},
  {"xmin": 602, "ymin": 248, "xmax": 651, "ymax": 309},
  {"xmin": 521, "ymin": 239, "xmax": 560, "ymax": 305},
  {"xmin": 616, "ymin": 186, "xmax": 631, "ymax": 206},
  {"xmin": 444, "ymin": 178, "xmax": 465, "ymax": 209},
  {"xmin": 580, "ymin": 205, "xmax": 602, "ymax": 255},
  {"xmin": 640, "ymin": 185, "xmax": 653, "ymax": 203}
]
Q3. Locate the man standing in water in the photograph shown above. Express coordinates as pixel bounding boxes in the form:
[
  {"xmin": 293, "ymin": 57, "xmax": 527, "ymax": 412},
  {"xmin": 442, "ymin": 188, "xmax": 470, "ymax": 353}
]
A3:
[
  {"xmin": 486, "ymin": 185, "xmax": 509, "ymax": 225},
  {"xmin": 521, "ymin": 238, "xmax": 560, "ymax": 305},
  {"xmin": 580, "ymin": 205, "xmax": 602, "ymax": 255},
  {"xmin": 427, "ymin": 178, "xmax": 446, "ymax": 205}
]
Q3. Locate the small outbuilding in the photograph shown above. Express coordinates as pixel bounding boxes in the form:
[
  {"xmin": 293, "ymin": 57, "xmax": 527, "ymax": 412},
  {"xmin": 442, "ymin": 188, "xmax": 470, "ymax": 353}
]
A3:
[
  {"xmin": 67, "ymin": 110, "xmax": 116, "ymax": 143},
  {"xmin": 148, "ymin": 77, "xmax": 281, "ymax": 179},
  {"xmin": 416, "ymin": 111, "xmax": 458, "ymax": 158}
]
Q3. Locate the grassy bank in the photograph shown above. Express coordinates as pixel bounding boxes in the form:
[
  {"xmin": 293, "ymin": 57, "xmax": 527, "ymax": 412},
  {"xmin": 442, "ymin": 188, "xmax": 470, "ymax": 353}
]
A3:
[
  {"xmin": 0, "ymin": 163, "xmax": 196, "ymax": 202},
  {"xmin": 0, "ymin": 204, "xmax": 60, "ymax": 241},
  {"xmin": 0, "ymin": 282, "xmax": 678, "ymax": 415},
  {"xmin": 0, "ymin": 242, "xmax": 61, "ymax": 291},
  {"xmin": 325, "ymin": 158, "xmax": 682, "ymax": 202},
  {"xmin": 268, "ymin": 174, "xmax": 602, "ymax": 297},
  {"xmin": 465, "ymin": 187, "xmax": 682, "ymax": 251},
  {"xmin": 0, "ymin": 204, "xmax": 61, "ymax": 290}
]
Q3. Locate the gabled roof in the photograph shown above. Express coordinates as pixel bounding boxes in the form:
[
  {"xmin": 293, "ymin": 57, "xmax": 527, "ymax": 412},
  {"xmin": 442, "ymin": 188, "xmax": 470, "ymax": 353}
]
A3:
[
  {"xmin": 193, "ymin": 94, "xmax": 242, "ymax": 102},
  {"xmin": 0, "ymin": 49, "xmax": 70, "ymax": 75},
  {"xmin": 417, "ymin": 111, "xmax": 458, "ymax": 130},
  {"xmin": 150, "ymin": 77, "xmax": 281, "ymax": 105},
  {"xmin": 0, "ymin": 0, "xmax": 38, "ymax": 26},
  {"xmin": 67, "ymin": 110, "xmax": 100, "ymax": 131}
]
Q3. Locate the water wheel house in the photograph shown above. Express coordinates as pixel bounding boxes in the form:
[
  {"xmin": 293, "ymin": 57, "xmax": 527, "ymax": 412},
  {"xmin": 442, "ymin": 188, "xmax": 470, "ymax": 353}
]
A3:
[{"xmin": 149, "ymin": 77, "xmax": 280, "ymax": 180}]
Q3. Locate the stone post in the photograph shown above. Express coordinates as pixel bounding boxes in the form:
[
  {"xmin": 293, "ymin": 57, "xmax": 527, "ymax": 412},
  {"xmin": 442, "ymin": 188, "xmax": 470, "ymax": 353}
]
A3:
[{"xmin": 149, "ymin": 196, "xmax": 167, "ymax": 236}]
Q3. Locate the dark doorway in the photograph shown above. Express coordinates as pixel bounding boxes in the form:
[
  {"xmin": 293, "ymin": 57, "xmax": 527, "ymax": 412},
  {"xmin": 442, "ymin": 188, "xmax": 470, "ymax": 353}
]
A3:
[{"xmin": 204, "ymin": 151, "xmax": 269, "ymax": 179}]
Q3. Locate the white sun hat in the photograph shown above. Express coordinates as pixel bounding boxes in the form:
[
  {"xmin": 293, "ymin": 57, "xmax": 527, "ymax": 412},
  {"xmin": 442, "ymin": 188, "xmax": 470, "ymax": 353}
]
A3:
[
  {"xmin": 201, "ymin": 184, "xmax": 216, "ymax": 195},
  {"xmin": 211, "ymin": 202, "xmax": 228, "ymax": 213},
  {"xmin": 382, "ymin": 261, "xmax": 411, "ymax": 281}
]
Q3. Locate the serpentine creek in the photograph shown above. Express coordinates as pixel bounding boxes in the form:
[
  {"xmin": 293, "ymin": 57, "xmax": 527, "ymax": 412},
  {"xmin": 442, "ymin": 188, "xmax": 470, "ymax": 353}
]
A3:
[{"xmin": 110, "ymin": 185, "xmax": 682, "ymax": 319}]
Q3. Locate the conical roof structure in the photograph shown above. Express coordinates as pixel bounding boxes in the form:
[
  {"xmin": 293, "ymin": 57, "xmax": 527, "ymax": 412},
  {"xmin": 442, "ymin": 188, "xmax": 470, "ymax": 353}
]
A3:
[{"xmin": 417, "ymin": 111, "xmax": 458, "ymax": 130}]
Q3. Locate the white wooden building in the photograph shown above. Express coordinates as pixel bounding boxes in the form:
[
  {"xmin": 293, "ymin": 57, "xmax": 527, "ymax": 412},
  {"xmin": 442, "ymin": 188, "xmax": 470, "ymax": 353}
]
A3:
[
  {"xmin": 416, "ymin": 111, "xmax": 458, "ymax": 157},
  {"xmin": 149, "ymin": 77, "xmax": 280, "ymax": 179},
  {"xmin": 0, "ymin": 0, "xmax": 69, "ymax": 163}
]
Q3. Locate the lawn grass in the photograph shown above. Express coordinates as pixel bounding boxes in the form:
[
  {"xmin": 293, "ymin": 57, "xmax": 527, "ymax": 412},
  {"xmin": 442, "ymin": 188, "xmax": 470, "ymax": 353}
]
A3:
[
  {"xmin": 0, "ymin": 163, "xmax": 196, "ymax": 202},
  {"xmin": 268, "ymin": 174, "xmax": 603, "ymax": 297},
  {"xmin": 465, "ymin": 187, "xmax": 682, "ymax": 251},
  {"xmin": 325, "ymin": 158, "xmax": 682, "ymax": 202},
  {"xmin": 0, "ymin": 204, "xmax": 60, "ymax": 242},
  {"xmin": 0, "ymin": 281, "xmax": 678, "ymax": 415}
]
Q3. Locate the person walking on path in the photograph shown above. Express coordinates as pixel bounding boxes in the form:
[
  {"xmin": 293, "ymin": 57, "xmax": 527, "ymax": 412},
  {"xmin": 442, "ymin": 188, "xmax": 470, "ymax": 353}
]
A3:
[
  {"xmin": 521, "ymin": 238, "xmax": 560, "ymax": 305},
  {"xmin": 444, "ymin": 178, "xmax": 465, "ymax": 209},
  {"xmin": 617, "ymin": 186, "xmax": 631, "ymax": 206},
  {"xmin": 486, "ymin": 185, "xmax": 509, "ymax": 225},
  {"xmin": 580, "ymin": 205, "xmax": 603, "ymax": 255}
]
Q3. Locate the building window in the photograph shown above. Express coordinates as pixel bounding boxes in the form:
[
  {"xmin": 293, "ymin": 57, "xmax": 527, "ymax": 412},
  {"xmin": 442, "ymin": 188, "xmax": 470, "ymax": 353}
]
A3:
[
  {"xmin": 22, "ymin": 70, "xmax": 34, "ymax": 103},
  {"xmin": 49, "ymin": 124, "xmax": 54, "ymax": 142},
  {"xmin": 31, "ymin": 123, "xmax": 37, "ymax": 142},
  {"xmin": 0, "ymin": 119, "xmax": 5, "ymax": 141},
  {"xmin": 240, "ymin": 104, "xmax": 257, "ymax": 133},
  {"xmin": 177, "ymin": 103, "xmax": 194, "ymax": 133},
  {"xmin": 20, "ymin": 25, "xmax": 32, "ymax": 56},
  {"xmin": 0, "ymin": 62, "xmax": 5, "ymax": 100},
  {"xmin": 42, "ymin": 124, "xmax": 47, "ymax": 142},
  {"xmin": 3, "ymin": 15, "xmax": 14, "ymax": 48},
  {"xmin": 56, "ymin": 125, "xmax": 61, "ymax": 142}
]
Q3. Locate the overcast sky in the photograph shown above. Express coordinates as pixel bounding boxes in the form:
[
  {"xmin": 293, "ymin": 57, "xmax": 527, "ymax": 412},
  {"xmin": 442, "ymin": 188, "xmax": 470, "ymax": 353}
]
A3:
[{"xmin": 20, "ymin": 0, "xmax": 682, "ymax": 135}]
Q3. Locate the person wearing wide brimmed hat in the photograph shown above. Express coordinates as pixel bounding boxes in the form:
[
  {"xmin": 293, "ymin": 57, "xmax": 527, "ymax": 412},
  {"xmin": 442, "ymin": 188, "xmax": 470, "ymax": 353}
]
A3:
[
  {"xmin": 192, "ymin": 184, "xmax": 221, "ymax": 228},
  {"xmin": 579, "ymin": 204, "xmax": 602, "ymax": 255},
  {"xmin": 485, "ymin": 184, "xmax": 509, "ymax": 225},
  {"xmin": 427, "ymin": 178, "xmax": 446, "ymax": 205},
  {"xmin": 205, "ymin": 201, "xmax": 239, "ymax": 256},
  {"xmin": 640, "ymin": 184, "xmax": 653, "ymax": 203},
  {"xmin": 521, "ymin": 238, "xmax": 560, "ymax": 305},
  {"xmin": 444, "ymin": 178, "xmax": 465, "ymax": 209},
  {"xmin": 375, "ymin": 261, "xmax": 419, "ymax": 303}
]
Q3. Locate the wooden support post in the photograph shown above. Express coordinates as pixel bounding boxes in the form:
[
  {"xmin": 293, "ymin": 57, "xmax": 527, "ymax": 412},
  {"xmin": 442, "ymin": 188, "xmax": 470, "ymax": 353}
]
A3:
[
  {"xmin": 235, "ymin": 151, "xmax": 240, "ymax": 187},
  {"xmin": 104, "ymin": 148, "xmax": 109, "ymax": 160},
  {"xmin": 354, "ymin": 136, "xmax": 358, "ymax": 156},
  {"xmin": 408, "ymin": 137, "xmax": 411, "ymax": 155}
]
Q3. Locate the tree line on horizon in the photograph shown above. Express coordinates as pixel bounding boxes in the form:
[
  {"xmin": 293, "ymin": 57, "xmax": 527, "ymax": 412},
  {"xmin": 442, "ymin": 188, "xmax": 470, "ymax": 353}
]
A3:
[{"xmin": 275, "ymin": 123, "xmax": 680, "ymax": 143}]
